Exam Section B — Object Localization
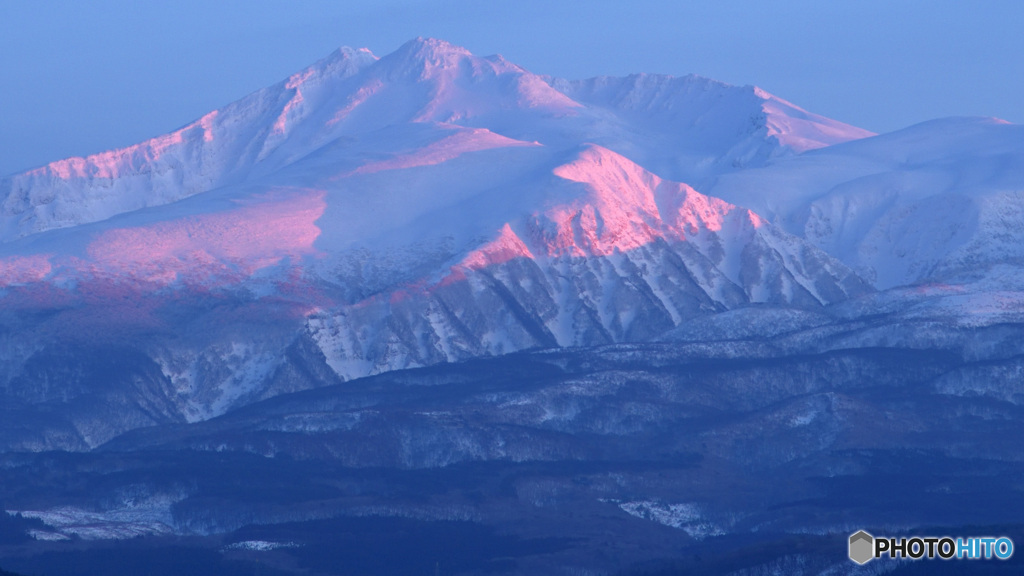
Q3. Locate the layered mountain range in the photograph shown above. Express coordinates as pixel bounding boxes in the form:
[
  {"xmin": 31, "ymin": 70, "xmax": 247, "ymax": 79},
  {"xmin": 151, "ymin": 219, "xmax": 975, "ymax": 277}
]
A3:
[
  {"xmin": 1, "ymin": 38, "xmax": 1023, "ymax": 576},
  {"xmin": 0, "ymin": 38, "xmax": 878, "ymax": 445}
]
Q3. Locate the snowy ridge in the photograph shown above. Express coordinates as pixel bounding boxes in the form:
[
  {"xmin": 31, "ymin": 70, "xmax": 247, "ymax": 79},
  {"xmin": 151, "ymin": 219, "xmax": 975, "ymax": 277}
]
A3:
[
  {"xmin": 708, "ymin": 117, "xmax": 1024, "ymax": 288},
  {"xmin": 17, "ymin": 37, "xmax": 1015, "ymax": 441},
  {"xmin": 3, "ymin": 38, "xmax": 1024, "ymax": 576},
  {"xmin": 308, "ymin": 145, "xmax": 869, "ymax": 380},
  {"xmin": 0, "ymin": 47, "xmax": 375, "ymax": 241},
  {"xmin": 1, "ymin": 38, "xmax": 869, "ymax": 244},
  {"xmin": 547, "ymin": 74, "xmax": 872, "ymax": 180},
  {"xmin": 754, "ymin": 87, "xmax": 875, "ymax": 152}
]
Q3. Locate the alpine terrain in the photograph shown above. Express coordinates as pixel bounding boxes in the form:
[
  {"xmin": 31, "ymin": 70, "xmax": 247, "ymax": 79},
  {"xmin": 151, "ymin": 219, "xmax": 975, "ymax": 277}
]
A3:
[{"xmin": 1, "ymin": 38, "xmax": 1023, "ymax": 576}]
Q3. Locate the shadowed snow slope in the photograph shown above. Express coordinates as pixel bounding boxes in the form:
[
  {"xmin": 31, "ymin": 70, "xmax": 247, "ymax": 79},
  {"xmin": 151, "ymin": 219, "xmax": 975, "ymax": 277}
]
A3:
[
  {"xmin": 549, "ymin": 75, "xmax": 873, "ymax": 179},
  {"xmin": 708, "ymin": 117, "xmax": 1024, "ymax": 288},
  {"xmin": 5, "ymin": 38, "xmax": 1024, "ymax": 576},
  {"xmin": 306, "ymin": 145, "xmax": 868, "ymax": 379},
  {"xmin": 5, "ymin": 37, "xmax": 1020, "ymax": 450},
  {"xmin": 0, "ymin": 38, "xmax": 867, "ymax": 241}
]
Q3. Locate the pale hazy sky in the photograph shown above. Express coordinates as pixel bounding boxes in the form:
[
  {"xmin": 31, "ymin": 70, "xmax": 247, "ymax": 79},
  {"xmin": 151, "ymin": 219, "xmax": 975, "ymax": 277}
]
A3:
[{"xmin": 1, "ymin": 0, "xmax": 1022, "ymax": 176}]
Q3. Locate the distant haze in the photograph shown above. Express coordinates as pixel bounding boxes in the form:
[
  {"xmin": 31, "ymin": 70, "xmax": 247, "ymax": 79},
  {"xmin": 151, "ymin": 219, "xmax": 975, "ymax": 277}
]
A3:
[{"xmin": 1, "ymin": 0, "xmax": 1022, "ymax": 176}]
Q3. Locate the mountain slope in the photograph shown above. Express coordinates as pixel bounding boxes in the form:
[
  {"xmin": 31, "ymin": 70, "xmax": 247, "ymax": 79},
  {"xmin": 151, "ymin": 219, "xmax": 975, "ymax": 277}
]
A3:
[
  {"xmin": 0, "ymin": 38, "xmax": 870, "ymax": 243},
  {"xmin": 548, "ymin": 74, "xmax": 873, "ymax": 180},
  {"xmin": 0, "ymin": 47, "xmax": 376, "ymax": 241},
  {"xmin": 3, "ymin": 36, "xmax": 1024, "ymax": 576},
  {"xmin": 0, "ymin": 39, "xmax": 878, "ymax": 436},
  {"xmin": 708, "ymin": 116, "xmax": 1024, "ymax": 288},
  {"xmin": 0, "ymin": 141, "xmax": 869, "ymax": 439},
  {"xmin": 308, "ymin": 144, "xmax": 869, "ymax": 379}
]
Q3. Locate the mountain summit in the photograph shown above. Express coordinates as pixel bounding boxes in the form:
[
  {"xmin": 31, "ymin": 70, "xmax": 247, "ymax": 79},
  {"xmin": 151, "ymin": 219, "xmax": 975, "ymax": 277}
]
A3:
[
  {"xmin": 0, "ymin": 38, "xmax": 879, "ymax": 449},
  {"xmin": 3, "ymin": 38, "xmax": 1024, "ymax": 576},
  {"xmin": 0, "ymin": 39, "xmax": 868, "ymax": 242}
]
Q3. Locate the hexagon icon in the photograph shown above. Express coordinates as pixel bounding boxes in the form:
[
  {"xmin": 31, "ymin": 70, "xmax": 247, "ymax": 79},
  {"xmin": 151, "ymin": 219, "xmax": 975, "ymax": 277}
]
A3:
[{"xmin": 849, "ymin": 530, "xmax": 874, "ymax": 564}]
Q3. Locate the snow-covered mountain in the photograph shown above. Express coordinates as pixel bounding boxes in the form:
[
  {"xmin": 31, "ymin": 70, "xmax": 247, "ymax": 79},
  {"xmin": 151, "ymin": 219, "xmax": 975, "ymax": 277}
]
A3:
[
  {"xmin": 3, "ymin": 37, "xmax": 1024, "ymax": 576},
  {"xmin": 549, "ymin": 73, "xmax": 873, "ymax": 178},
  {"xmin": 0, "ymin": 37, "xmax": 1020, "ymax": 449},
  {"xmin": 308, "ymin": 144, "xmax": 868, "ymax": 379},
  {"xmin": 708, "ymin": 116, "xmax": 1024, "ymax": 288},
  {"xmin": 0, "ymin": 38, "xmax": 868, "ymax": 241},
  {"xmin": 0, "ymin": 38, "xmax": 882, "ymax": 438}
]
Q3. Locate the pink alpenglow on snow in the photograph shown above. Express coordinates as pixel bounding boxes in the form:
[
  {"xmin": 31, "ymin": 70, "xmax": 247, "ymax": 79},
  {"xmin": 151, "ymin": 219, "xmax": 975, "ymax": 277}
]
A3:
[
  {"xmin": 85, "ymin": 189, "xmax": 326, "ymax": 286},
  {"xmin": 0, "ymin": 254, "xmax": 53, "ymax": 287},
  {"xmin": 459, "ymin": 223, "xmax": 535, "ymax": 270},
  {"xmin": 40, "ymin": 132, "xmax": 185, "ymax": 180},
  {"xmin": 32, "ymin": 110, "xmax": 222, "ymax": 181},
  {"xmin": 272, "ymin": 70, "xmax": 317, "ymax": 136},
  {"xmin": 541, "ymin": 145, "xmax": 755, "ymax": 257},
  {"xmin": 439, "ymin": 223, "xmax": 536, "ymax": 287},
  {"xmin": 755, "ymin": 88, "xmax": 875, "ymax": 152},
  {"xmin": 199, "ymin": 110, "xmax": 219, "ymax": 142},
  {"xmin": 435, "ymin": 145, "xmax": 774, "ymax": 289}
]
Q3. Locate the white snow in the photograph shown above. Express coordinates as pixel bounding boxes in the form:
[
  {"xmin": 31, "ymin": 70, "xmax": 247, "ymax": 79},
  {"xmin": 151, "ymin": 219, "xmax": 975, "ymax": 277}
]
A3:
[
  {"xmin": 0, "ymin": 37, "xmax": 1018, "ymax": 404},
  {"xmin": 708, "ymin": 117, "xmax": 1024, "ymax": 289},
  {"xmin": 10, "ymin": 493, "xmax": 183, "ymax": 540},
  {"xmin": 223, "ymin": 540, "xmax": 300, "ymax": 552},
  {"xmin": 616, "ymin": 500, "xmax": 725, "ymax": 540}
]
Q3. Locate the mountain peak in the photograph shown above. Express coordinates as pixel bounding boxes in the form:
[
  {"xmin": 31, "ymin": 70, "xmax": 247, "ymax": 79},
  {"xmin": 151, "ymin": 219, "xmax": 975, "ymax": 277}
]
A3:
[
  {"xmin": 368, "ymin": 37, "xmax": 492, "ymax": 85},
  {"xmin": 326, "ymin": 45, "xmax": 378, "ymax": 66},
  {"xmin": 389, "ymin": 37, "xmax": 473, "ymax": 66},
  {"xmin": 749, "ymin": 87, "xmax": 875, "ymax": 152},
  {"xmin": 0, "ymin": 38, "xmax": 876, "ymax": 245}
]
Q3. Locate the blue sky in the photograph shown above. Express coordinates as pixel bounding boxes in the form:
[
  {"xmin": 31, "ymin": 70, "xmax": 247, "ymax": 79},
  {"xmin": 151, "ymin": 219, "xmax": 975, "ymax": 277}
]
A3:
[{"xmin": 1, "ymin": 0, "xmax": 1022, "ymax": 176}]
